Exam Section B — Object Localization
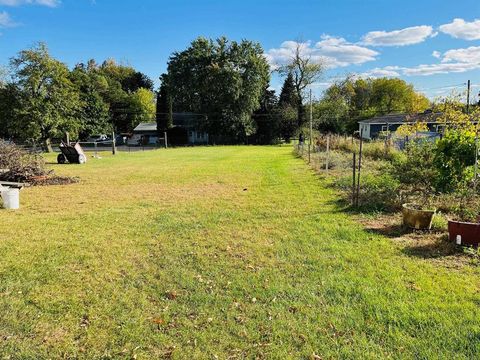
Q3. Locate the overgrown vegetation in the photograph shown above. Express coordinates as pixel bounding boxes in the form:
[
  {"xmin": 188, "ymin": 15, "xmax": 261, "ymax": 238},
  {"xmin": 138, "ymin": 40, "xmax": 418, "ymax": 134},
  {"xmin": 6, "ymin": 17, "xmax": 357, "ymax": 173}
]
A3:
[{"xmin": 298, "ymin": 101, "xmax": 480, "ymax": 223}]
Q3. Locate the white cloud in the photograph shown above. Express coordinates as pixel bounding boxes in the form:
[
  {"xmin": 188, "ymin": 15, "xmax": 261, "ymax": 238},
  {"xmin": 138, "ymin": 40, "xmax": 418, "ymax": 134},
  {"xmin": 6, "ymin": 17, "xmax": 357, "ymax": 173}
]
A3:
[
  {"xmin": 358, "ymin": 46, "xmax": 480, "ymax": 77},
  {"xmin": 0, "ymin": 0, "xmax": 59, "ymax": 7},
  {"xmin": 265, "ymin": 36, "xmax": 378, "ymax": 70},
  {"xmin": 356, "ymin": 66, "xmax": 401, "ymax": 78},
  {"xmin": 432, "ymin": 51, "xmax": 441, "ymax": 58},
  {"xmin": 402, "ymin": 62, "xmax": 480, "ymax": 76},
  {"xmin": 439, "ymin": 18, "xmax": 480, "ymax": 40},
  {"xmin": 0, "ymin": 11, "xmax": 17, "ymax": 27},
  {"xmin": 442, "ymin": 46, "xmax": 480, "ymax": 64},
  {"xmin": 404, "ymin": 46, "xmax": 480, "ymax": 76},
  {"xmin": 361, "ymin": 25, "xmax": 435, "ymax": 46}
]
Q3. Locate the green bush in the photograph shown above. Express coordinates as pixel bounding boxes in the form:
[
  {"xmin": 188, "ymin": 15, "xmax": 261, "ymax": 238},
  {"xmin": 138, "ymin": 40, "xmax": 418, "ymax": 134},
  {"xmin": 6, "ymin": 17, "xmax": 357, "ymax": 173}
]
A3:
[
  {"xmin": 389, "ymin": 141, "xmax": 438, "ymax": 205},
  {"xmin": 435, "ymin": 130, "xmax": 476, "ymax": 192},
  {"xmin": 357, "ymin": 173, "xmax": 401, "ymax": 212}
]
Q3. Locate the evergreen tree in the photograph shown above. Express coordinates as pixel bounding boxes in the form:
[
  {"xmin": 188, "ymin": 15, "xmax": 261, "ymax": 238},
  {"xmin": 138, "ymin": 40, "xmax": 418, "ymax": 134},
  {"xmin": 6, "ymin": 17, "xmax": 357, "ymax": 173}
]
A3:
[
  {"xmin": 279, "ymin": 73, "xmax": 299, "ymax": 108},
  {"xmin": 278, "ymin": 74, "xmax": 299, "ymax": 141},
  {"xmin": 253, "ymin": 87, "xmax": 280, "ymax": 144},
  {"xmin": 156, "ymin": 81, "xmax": 173, "ymax": 133}
]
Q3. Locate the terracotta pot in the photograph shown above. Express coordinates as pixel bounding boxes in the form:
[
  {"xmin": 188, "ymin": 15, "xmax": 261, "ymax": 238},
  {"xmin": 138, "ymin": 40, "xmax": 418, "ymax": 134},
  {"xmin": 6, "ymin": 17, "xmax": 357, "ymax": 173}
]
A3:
[
  {"xmin": 448, "ymin": 220, "xmax": 480, "ymax": 247},
  {"xmin": 402, "ymin": 203, "xmax": 436, "ymax": 230}
]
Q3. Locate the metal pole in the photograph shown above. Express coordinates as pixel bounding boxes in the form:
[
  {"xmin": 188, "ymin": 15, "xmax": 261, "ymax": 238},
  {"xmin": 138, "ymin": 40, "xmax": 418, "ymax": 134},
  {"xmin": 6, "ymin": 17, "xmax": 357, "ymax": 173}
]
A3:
[
  {"xmin": 356, "ymin": 129, "xmax": 364, "ymax": 207},
  {"xmin": 325, "ymin": 134, "xmax": 330, "ymax": 172},
  {"xmin": 66, "ymin": 132, "xmax": 70, "ymax": 146},
  {"xmin": 385, "ymin": 123, "xmax": 390, "ymax": 155},
  {"xmin": 309, "ymin": 88, "xmax": 313, "ymax": 164},
  {"xmin": 352, "ymin": 152, "xmax": 356, "ymax": 206},
  {"xmin": 475, "ymin": 131, "xmax": 479, "ymax": 191},
  {"xmin": 467, "ymin": 80, "xmax": 471, "ymax": 114},
  {"xmin": 164, "ymin": 131, "xmax": 168, "ymax": 149},
  {"xmin": 94, "ymin": 141, "xmax": 98, "ymax": 158}
]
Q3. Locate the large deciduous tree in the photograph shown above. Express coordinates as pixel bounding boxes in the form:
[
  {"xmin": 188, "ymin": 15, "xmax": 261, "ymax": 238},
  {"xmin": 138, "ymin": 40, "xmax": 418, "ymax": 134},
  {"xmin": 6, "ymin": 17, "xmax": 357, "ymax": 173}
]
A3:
[
  {"xmin": 10, "ymin": 43, "xmax": 81, "ymax": 151},
  {"xmin": 96, "ymin": 59, "xmax": 155, "ymax": 132},
  {"xmin": 130, "ymin": 87, "xmax": 156, "ymax": 128},
  {"xmin": 315, "ymin": 77, "xmax": 431, "ymax": 133},
  {"xmin": 277, "ymin": 42, "xmax": 324, "ymax": 127},
  {"xmin": 162, "ymin": 36, "xmax": 270, "ymax": 143},
  {"xmin": 70, "ymin": 63, "xmax": 111, "ymax": 139}
]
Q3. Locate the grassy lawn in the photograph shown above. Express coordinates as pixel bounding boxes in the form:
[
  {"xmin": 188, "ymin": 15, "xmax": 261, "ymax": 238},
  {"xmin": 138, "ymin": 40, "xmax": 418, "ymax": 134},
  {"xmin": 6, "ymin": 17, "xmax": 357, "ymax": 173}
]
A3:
[{"xmin": 1, "ymin": 146, "xmax": 479, "ymax": 359}]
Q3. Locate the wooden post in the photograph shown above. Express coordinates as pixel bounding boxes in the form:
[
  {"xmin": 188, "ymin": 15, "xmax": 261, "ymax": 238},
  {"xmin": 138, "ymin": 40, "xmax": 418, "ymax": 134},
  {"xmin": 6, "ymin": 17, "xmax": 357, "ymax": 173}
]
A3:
[
  {"xmin": 325, "ymin": 134, "xmax": 330, "ymax": 172},
  {"xmin": 356, "ymin": 129, "xmax": 364, "ymax": 207},
  {"xmin": 112, "ymin": 131, "xmax": 116, "ymax": 155},
  {"xmin": 352, "ymin": 152, "xmax": 357, "ymax": 206},
  {"xmin": 164, "ymin": 131, "xmax": 168, "ymax": 149}
]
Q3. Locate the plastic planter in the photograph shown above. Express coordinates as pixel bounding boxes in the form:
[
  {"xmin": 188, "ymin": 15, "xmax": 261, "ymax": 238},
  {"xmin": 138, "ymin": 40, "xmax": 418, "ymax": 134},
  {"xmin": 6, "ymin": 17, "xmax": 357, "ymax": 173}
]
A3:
[
  {"xmin": 402, "ymin": 203, "xmax": 436, "ymax": 230},
  {"xmin": 448, "ymin": 220, "xmax": 480, "ymax": 247}
]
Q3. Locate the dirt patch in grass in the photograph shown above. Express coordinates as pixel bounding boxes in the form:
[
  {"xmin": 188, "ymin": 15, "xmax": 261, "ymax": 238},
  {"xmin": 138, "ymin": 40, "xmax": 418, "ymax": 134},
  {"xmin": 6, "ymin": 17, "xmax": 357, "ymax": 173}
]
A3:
[
  {"xmin": 357, "ymin": 213, "xmax": 477, "ymax": 269},
  {"xmin": 30, "ymin": 176, "xmax": 80, "ymax": 186}
]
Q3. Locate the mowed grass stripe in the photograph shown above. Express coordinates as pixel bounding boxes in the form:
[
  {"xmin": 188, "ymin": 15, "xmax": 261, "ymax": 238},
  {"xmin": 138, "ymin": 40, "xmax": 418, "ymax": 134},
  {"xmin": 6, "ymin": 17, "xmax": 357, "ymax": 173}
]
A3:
[{"xmin": 0, "ymin": 146, "xmax": 478, "ymax": 359}]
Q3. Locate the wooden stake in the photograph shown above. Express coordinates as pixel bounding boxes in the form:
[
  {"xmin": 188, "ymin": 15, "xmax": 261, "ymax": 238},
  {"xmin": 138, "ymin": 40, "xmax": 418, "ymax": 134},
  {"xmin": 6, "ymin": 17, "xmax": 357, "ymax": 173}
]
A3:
[{"xmin": 112, "ymin": 131, "xmax": 116, "ymax": 155}]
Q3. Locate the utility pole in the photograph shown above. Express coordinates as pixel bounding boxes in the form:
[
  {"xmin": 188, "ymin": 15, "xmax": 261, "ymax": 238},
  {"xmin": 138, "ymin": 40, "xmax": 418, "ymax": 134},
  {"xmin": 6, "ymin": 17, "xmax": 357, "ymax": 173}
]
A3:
[
  {"xmin": 467, "ymin": 80, "xmax": 471, "ymax": 114},
  {"xmin": 309, "ymin": 88, "xmax": 313, "ymax": 164}
]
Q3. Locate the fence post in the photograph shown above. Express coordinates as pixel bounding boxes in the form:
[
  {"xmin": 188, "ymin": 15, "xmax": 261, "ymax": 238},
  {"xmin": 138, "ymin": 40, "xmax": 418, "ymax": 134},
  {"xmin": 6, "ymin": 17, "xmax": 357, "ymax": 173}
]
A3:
[
  {"xmin": 66, "ymin": 132, "xmax": 70, "ymax": 146},
  {"xmin": 94, "ymin": 141, "xmax": 98, "ymax": 158},
  {"xmin": 356, "ymin": 129, "xmax": 364, "ymax": 207},
  {"xmin": 475, "ymin": 132, "xmax": 479, "ymax": 191},
  {"xmin": 352, "ymin": 152, "xmax": 357, "ymax": 206},
  {"xmin": 164, "ymin": 131, "xmax": 168, "ymax": 149},
  {"xmin": 384, "ymin": 123, "xmax": 390, "ymax": 155},
  {"xmin": 112, "ymin": 131, "xmax": 116, "ymax": 155},
  {"xmin": 325, "ymin": 134, "xmax": 330, "ymax": 172}
]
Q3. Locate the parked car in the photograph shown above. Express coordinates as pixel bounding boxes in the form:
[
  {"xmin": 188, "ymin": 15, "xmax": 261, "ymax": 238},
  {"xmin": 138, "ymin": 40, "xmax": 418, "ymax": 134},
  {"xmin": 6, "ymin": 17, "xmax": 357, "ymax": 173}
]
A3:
[{"xmin": 87, "ymin": 134, "xmax": 109, "ymax": 143}]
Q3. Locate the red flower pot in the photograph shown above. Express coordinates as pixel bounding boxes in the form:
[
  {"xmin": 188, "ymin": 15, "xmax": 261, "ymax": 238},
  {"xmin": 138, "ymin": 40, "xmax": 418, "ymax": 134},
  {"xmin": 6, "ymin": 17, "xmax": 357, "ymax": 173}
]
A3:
[{"xmin": 448, "ymin": 220, "xmax": 480, "ymax": 247}]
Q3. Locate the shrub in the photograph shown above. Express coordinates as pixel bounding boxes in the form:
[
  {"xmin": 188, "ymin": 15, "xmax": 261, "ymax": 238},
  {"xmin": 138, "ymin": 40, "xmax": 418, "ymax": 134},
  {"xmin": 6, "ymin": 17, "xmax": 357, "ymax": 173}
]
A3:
[
  {"xmin": 434, "ymin": 130, "xmax": 476, "ymax": 192},
  {"xmin": 356, "ymin": 173, "xmax": 402, "ymax": 212},
  {"xmin": 362, "ymin": 141, "xmax": 399, "ymax": 162},
  {"xmin": 389, "ymin": 141, "xmax": 438, "ymax": 205}
]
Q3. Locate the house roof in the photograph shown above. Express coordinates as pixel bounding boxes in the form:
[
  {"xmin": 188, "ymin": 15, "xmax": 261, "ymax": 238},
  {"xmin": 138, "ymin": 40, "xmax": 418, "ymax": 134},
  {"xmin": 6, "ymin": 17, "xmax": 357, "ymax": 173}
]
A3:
[
  {"xmin": 133, "ymin": 112, "xmax": 207, "ymax": 132},
  {"xmin": 134, "ymin": 122, "xmax": 157, "ymax": 132},
  {"xmin": 358, "ymin": 112, "xmax": 443, "ymax": 125}
]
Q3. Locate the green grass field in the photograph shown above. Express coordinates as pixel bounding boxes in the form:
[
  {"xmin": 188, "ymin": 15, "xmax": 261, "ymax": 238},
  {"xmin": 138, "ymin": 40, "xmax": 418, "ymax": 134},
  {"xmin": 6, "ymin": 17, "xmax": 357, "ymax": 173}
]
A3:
[{"xmin": 1, "ymin": 146, "xmax": 479, "ymax": 359}]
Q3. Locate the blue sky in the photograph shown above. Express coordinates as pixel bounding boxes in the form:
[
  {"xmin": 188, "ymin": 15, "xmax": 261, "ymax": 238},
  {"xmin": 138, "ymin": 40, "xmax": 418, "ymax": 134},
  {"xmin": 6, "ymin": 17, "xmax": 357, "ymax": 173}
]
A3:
[{"xmin": 1, "ymin": 0, "xmax": 479, "ymax": 102}]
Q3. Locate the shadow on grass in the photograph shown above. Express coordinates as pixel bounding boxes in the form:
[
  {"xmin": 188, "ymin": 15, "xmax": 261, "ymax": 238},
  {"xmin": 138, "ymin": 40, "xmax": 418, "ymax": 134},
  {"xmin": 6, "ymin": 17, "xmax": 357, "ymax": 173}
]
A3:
[
  {"xmin": 365, "ymin": 224, "xmax": 409, "ymax": 238},
  {"xmin": 401, "ymin": 235, "xmax": 464, "ymax": 260}
]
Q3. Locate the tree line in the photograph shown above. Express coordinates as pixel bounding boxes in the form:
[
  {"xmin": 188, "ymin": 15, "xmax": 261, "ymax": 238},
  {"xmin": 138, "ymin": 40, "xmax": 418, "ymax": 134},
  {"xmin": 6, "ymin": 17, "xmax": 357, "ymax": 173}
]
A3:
[
  {"xmin": 0, "ymin": 39, "xmax": 441, "ymax": 148},
  {"xmin": 0, "ymin": 43, "xmax": 156, "ymax": 150}
]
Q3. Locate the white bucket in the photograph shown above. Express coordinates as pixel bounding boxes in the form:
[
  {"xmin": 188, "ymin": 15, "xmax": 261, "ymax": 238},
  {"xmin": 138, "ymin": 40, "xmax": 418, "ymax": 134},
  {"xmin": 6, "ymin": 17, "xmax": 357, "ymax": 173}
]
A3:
[{"xmin": 1, "ymin": 188, "xmax": 20, "ymax": 210}]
